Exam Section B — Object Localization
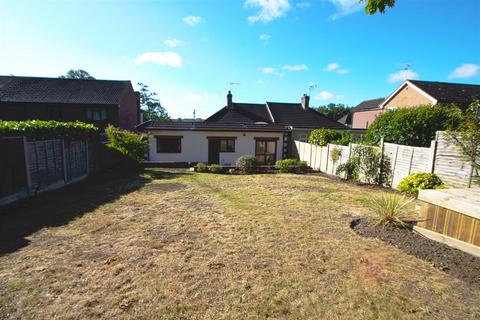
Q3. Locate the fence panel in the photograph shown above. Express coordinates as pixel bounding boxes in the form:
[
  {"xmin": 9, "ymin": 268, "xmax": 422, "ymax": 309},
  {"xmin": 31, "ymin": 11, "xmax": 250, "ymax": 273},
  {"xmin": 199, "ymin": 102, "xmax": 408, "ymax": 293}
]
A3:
[
  {"xmin": 0, "ymin": 137, "xmax": 29, "ymax": 203},
  {"xmin": 65, "ymin": 141, "xmax": 88, "ymax": 183},
  {"xmin": 27, "ymin": 140, "xmax": 64, "ymax": 193}
]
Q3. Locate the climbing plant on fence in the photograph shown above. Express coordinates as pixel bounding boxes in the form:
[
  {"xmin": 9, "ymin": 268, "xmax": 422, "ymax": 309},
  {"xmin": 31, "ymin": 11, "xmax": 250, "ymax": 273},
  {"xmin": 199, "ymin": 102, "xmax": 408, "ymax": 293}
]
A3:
[{"xmin": 0, "ymin": 120, "xmax": 99, "ymax": 141}]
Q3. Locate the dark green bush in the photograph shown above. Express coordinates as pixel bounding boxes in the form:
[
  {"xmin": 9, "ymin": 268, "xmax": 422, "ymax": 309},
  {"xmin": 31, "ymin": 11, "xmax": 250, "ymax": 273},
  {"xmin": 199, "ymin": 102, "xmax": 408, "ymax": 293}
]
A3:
[
  {"xmin": 196, "ymin": 162, "xmax": 208, "ymax": 172},
  {"xmin": 207, "ymin": 164, "xmax": 225, "ymax": 173},
  {"xmin": 236, "ymin": 155, "xmax": 257, "ymax": 173},
  {"xmin": 336, "ymin": 158, "xmax": 359, "ymax": 181},
  {"xmin": 275, "ymin": 159, "xmax": 309, "ymax": 173},
  {"xmin": 105, "ymin": 125, "xmax": 148, "ymax": 163},
  {"xmin": 308, "ymin": 129, "xmax": 342, "ymax": 146},
  {"xmin": 397, "ymin": 173, "xmax": 444, "ymax": 195},
  {"xmin": 0, "ymin": 120, "xmax": 99, "ymax": 141},
  {"xmin": 366, "ymin": 104, "xmax": 462, "ymax": 147}
]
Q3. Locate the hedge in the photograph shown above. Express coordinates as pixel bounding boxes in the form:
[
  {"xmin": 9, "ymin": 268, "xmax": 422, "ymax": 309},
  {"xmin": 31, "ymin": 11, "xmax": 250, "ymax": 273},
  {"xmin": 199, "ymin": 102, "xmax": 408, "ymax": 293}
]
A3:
[{"xmin": 0, "ymin": 120, "xmax": 99, "ymax": 141}]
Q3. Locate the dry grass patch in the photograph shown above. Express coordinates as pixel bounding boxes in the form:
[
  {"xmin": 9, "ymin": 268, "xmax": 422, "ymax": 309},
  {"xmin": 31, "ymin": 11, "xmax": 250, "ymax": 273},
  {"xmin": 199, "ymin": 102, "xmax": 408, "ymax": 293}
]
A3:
[{"xmin": 0, "ymin": 169, "xmax": 479, "ymax": 319}]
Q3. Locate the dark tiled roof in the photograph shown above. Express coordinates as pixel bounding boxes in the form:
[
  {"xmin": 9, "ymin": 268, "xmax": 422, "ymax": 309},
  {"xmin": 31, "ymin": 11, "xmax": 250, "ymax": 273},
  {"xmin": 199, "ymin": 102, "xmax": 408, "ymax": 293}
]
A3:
[
  {"xmin": 0, "ymin": 76, "xmax": 131, "ymax": 105},
  {"xmin": 352, "ymin": 98, "xmax": 385, "ymax": 112},
  {"xmin": 266, "ymin": 102, "xmax": 346, "ymax": 129},
  {"xmin": 409, "ymin": 80, "xmax": 480, "ymax": 107},
  {"xmin": 136, "ymin": 121, "xmax": 290, "ymax": 132},
  {"xmin": 206, "ymin": 103, "xmax": 273, "ymax": 123}
]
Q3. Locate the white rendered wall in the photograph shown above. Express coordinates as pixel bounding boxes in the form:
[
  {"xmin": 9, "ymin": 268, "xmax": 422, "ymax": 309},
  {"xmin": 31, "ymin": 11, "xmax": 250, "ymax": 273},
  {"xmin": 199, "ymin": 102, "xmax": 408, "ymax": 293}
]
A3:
[{"xmin": 147, "ymin": 130, "xmax": 284, "ymax": 165}]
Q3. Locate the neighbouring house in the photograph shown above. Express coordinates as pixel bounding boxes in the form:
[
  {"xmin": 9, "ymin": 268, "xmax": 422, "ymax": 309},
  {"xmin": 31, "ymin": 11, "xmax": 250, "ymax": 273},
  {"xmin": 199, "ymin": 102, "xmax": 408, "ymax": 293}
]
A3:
[
  {"xmin": 381, "ymin": 80, "xmax": 480, "ymax": 110},
  {"xmin": 138, "ymin": 91, "xmax": 345, "ymax": 165},
  {"xmin": 342, "ymin": 80, "xmax": 480, "ymax": 129},
  {"xmin": 0, "ymin": 76, "xmax": 141, "ymax": 130},
  {"xmin": 339, "ymin": 97, "xmax": 385, "ymax": 129}
]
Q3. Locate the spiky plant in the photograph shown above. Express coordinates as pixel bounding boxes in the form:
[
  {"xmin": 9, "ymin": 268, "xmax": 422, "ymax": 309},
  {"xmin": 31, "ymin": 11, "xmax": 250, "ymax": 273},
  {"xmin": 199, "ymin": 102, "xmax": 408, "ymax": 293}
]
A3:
[{"xmin": 365, "ymin": 193, "xmax": 415, "ymax": 228}]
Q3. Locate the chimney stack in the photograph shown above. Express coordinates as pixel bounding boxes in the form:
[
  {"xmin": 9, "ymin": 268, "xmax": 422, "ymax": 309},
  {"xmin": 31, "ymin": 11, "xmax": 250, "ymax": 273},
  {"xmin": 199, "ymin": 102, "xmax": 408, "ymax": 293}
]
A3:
[
  {"xmin": 301, "ymin": 94, "xmax": 310, "ymax": 109},
  {"xmin": 227, "ymin": 90, "xmax": 233, "ymax": 108}
]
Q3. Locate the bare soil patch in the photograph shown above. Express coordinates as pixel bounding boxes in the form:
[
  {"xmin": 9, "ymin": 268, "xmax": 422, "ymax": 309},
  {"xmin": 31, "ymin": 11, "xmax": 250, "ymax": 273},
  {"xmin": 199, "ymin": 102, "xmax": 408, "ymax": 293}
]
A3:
[{"xmin": 351, "ymin": 218, "xmax": 480, "ymax": 289}]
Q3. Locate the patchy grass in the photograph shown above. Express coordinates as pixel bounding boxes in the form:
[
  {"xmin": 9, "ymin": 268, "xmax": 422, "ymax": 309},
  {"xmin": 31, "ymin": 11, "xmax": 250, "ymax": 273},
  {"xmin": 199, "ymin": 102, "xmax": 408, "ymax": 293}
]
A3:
[{"xmin": 0, "ymin": 169, "xmax": 479, "ymax": 319}]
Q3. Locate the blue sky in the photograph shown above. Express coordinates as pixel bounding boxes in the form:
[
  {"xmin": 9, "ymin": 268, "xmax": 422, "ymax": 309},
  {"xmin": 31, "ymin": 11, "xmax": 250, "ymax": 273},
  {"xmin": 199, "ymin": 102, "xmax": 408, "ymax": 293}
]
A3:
[{"xmin": 1, "ymin": 0, "xmax": 479, "ymax": 118}]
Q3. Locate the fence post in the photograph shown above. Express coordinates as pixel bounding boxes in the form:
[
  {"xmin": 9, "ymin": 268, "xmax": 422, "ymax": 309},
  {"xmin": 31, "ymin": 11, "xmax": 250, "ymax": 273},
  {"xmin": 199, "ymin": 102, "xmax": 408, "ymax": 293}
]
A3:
[
  {"xmin": 391, "ymin": 145, "xmax": 399, "ymax": 187},
  {"xmin": 62, "ymin": 139, "xmax": 68, "ymax": 184},
  {"xmin": 85, "ymin": 140, "xmax": 89, "ymax": 174},
  {"xmin": 325, "ymin": 144, "xmax": 330, "ymax": 175},
  {"xmin": 22, "ymin": 136, "xmax": 32, "ymax": 195},
  {"xmin": 429, "ymin": 139, "xmax": 437, "ymax": 174},
  {"xmin": 408, "ymin": 148, "xmax": 415, "ymax": 175},
  {"xmin": 378, "ymin": 137, "xmax": 385, "ymax": 185}
]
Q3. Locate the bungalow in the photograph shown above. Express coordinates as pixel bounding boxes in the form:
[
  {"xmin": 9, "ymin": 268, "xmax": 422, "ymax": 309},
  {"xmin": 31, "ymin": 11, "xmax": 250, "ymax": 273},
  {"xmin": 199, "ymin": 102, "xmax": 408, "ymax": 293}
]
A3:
[
  {"xmin": 139, "ymin": 91, "xmax": 345, "ymax": 165},
  {"xmin": 0, "ymin": 76, "xmax": 141, "ymax": 130},
  {"xmin": 342, "ymin": 80, "xmax": 480, "ymax": 129}
]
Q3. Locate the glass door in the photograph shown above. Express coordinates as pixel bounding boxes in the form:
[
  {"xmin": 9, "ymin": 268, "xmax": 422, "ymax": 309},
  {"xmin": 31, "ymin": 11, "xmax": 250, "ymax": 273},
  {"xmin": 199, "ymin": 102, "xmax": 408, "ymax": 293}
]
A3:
[{"xmin": 255, "ymin": 140, "xmax": 277, "ymax": 165}]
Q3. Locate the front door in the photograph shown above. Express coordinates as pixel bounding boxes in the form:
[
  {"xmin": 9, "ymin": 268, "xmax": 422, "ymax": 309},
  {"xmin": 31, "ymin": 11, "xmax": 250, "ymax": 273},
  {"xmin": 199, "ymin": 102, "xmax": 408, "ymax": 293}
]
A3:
[{"xmin": 208, "ymin": 139, "xmax": 220, "ymax": 164}]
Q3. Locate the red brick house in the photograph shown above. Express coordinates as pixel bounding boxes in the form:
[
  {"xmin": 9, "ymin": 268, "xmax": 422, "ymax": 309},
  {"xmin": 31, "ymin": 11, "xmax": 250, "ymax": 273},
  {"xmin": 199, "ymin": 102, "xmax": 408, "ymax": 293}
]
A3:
[{"xmin": 0, "ymin": 76, "xmax": 141, "ymax": 130}]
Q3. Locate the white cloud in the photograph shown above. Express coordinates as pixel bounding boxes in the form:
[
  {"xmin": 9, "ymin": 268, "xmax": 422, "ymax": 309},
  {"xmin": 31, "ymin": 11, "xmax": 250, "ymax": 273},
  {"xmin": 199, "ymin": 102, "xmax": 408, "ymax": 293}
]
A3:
[
  {"xmin": 182, "ymin": 16, "xmax": 205, "ymax": 26},
  {"xmin": 315, "ymin": 91, "xmax": 334, "ymax": 100},
  {"xmin": 283, "ymin": 64, "xmax": 308, "ymax": 71},
  {"xmin": 328, "ymin": 0, "xmax": 363, "ymax": 20},
  {"xmin": 259, "ymin": 34, "xmax": 271, "ymax": 41},
  {"xmin": 245, "ymin": 0, "xmax": 291, "ymax": 23},
  {"xmin": 448, "ymin": 64, "xmax": 480, "ymax": 79},
  {"xmin": 262, "ymin": 67, "xmax": 276, "ymax": 74},
  {"xmin": 164, "ymin": 39, "xmax": 185, "ymax": 47},
  {"xmin": 184, "ymin": 92, "xmax": 219, "ymax": 103},
  {"xmin": 326, "ymin": 63, "xmax": 339, "ymax": 71},
  {"xmin": 134, "ymin": 51, "xmax": 182, "ymax": 68},
  {"xmin": 296, "ymin": 2, "xmax": 311, "ymax": 8},
  {"xmin": 388, "ymin": 69, "xmax": 419, "ymax": 83}
]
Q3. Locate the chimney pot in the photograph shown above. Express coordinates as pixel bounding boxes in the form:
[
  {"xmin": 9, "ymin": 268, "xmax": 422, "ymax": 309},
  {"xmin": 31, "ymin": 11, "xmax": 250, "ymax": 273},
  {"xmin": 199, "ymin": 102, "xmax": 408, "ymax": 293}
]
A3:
[
  {"xmin": 227, "ymin": 90, "xmax": 233, "ymax": 108},
  {"xmin": 301, "ymin": 94, "xmax": 310, "ymax": 109}
]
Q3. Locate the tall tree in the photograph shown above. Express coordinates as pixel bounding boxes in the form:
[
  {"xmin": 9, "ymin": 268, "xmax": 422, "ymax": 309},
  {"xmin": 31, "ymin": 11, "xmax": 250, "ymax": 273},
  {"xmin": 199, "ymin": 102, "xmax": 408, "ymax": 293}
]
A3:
[
  {"xmin": 362, "ymin": 0, "xmax": 396, "ymax": 14},
  {"xmin": 315, "ymin": 103, "xmax": 352, "ymax": 121},
  {"xmin": 138, "ymin": 82, "xmax": 170, "ymax": 122},
  {"xmin": 59, "ymin": 69, "xmax": 95, "ymax": 80}
]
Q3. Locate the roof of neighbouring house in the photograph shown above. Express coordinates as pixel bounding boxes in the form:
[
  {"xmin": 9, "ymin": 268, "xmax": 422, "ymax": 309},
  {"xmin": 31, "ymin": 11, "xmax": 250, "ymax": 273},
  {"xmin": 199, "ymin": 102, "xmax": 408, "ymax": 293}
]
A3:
[
  {"xmin": 408, "ymin": 80, "xmax": 480, "ymax": 107},
  {"xmin": 352, "ymin": 98, "xmax": 385, "ymax": 112},
  {"xmin": 0, "ymin": 75, "xmax": 132, "ymax": 105},
  {"xmin": 205, "ymin": 99, "xmax": 345, "ymax": 130},
  {"xmin": 136, "ymin": 121, "xmax": 291, "ymax": 132},
  {"xmin": 337, "ymin": 113, "xmax": 351, "ymax": 126}
]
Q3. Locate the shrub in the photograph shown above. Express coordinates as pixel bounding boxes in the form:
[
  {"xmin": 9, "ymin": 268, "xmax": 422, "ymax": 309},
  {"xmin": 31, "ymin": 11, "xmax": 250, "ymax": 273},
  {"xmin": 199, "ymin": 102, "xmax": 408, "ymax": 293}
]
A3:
[
  {"xmin": 365, "ymin": 193, "xmax": 415, "ymax": 228},
  {"xmin": 207, "ymin": 164, "xmax": 225, "ymax": 173},
  {"xmin": 298, "ymin": 161, "xmax": 308, "ymax": 172},
  {"xmin": 275, "ymin": 158, "xmax": 297, "ymax": 173},
  {"xmin": 397, "ymin": 173, "xmax": 444, "ymax": 195},
  {"xmin": 366, "ymin": 104, "xmax": 462, "ymax": 147},
  {"xmin": 330, "ymin": 147, "xmax": 342, "ymax": 163},
  {"xmin": 308, "ymin": 129, "xmax": 342, "ymax": 146},
  {"xmin": 349, "ymin": 145, "xmax": 392, "ymax": 185},
  {"xmin": 236, "ymin": 155, "xmax": 257, "ymax": 173},
  {"xmin": 336, "ymin": 158, "xmax": 359, "ymax": 181},
  {"xmin": 105, "ymin": 125, "xmax": 148, "ymax": 163},
  {"xmin": 0, "ymin": 120, "xmax": 99, "ymax": 141},
  {"xmin": 334, "ymin": 131, "xmax": 356, "ymax": 146},
  {"xmin": 196, "ymin": 162, "xmax": 208, "ymax": 172}
]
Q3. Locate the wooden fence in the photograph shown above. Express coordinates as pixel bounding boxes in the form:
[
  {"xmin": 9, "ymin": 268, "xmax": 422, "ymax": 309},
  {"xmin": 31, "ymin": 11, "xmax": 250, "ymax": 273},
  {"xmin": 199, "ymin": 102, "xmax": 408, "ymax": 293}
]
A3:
[
  {"xmin": 293, "ymin": 131, "xmax": 478, "ymax": 189},
  {"xmin": 0, "ymin": 137, "xmax": 124, "ymax": 205}
]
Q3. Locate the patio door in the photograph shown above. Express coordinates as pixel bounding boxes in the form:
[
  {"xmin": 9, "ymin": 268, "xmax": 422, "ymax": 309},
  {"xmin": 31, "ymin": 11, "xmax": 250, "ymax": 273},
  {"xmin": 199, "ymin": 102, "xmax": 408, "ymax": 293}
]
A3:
[{"xmin": 255, "ymin": 139, "xmax": 277, "ymax": 165}]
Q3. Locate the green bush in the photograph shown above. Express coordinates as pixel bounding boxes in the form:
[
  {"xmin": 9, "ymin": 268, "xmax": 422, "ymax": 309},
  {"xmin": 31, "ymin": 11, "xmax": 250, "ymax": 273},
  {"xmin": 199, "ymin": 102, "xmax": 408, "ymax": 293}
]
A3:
[
  {"xmin": 207, "ymin": 164, "xmax": 225, "ymax": 173},
  {"xmin": 275, "ymin": 158, "xmax": 297, "ymax": 173},
  {"xmin": 308, "ymin": 129, "xmax": 342, "ymax": 146},
  {"xmin": 298, "ymin": 160, "xmax": 308, "ymax": 172},
  {"xmin": 0, "ymin": 120, "xmax": 99, "ymax": 141},
  {"xmin": 330, "ymin": 147, "xmax": 342, "ymax": 163},
  {"xmin": 105, "ymin": 125, "xmax": 148, "ymax": 163},
  {"xmin": 366, "ymin": 104, "xmax": 462, "ymax": 147},
  {"xmin": 397, "ymin": 173, "xmax": 444, "ymax": 195},
  {"xmin": 336, "ymin": 158, "xmax": 359, "ymax": 181},
  {"xmin": 236, "ymin": 155, "xmax": 257, "ymax": 173},
  {"xmin": 196, "ymin": 162, "xmax": 208, "ymax": 172}
]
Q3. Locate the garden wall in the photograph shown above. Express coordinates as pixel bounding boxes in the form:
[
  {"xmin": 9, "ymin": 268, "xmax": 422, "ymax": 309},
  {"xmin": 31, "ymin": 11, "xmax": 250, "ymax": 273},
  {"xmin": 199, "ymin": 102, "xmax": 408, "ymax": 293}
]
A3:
[{"xmin": 293, "ymin": 131, "xmax": 478, "ymax": 189}]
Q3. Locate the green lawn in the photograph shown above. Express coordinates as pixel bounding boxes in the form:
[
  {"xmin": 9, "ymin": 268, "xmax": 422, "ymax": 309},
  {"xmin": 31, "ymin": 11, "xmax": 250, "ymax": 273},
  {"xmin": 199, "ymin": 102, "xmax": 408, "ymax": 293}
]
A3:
[{"xmin": 0, "ymin": 169, "xmax": 478, "ymax": 319}]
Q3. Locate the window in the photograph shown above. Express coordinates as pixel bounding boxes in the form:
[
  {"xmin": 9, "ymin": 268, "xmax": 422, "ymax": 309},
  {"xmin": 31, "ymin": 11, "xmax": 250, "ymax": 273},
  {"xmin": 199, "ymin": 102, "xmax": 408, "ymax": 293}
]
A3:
[
  {"xmin": 86, "ymin": 108, "xmax": 107, "ymax": 121},
  {"xmin": 156, "ymin": 136, "xmax": 182, "ymax": 153},
  {"xmin": 220, "ymin": 139, "xmax": 235, "ymax": 152},
  {"xmin": 255, "ymin": 139, "xmax": 277, "ymax": 165}
]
